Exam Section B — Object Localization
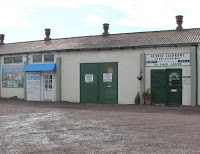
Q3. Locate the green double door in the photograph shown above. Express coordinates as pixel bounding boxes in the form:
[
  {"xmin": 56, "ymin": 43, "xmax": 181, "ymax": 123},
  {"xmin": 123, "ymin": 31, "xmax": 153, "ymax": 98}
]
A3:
[
  {"xmin": 80, "ymin": 63, "xmax": 118, "ymax": 104},
  {"xmin": 151, "ymin": 69, "xmax": 182, "ymax": 106}
]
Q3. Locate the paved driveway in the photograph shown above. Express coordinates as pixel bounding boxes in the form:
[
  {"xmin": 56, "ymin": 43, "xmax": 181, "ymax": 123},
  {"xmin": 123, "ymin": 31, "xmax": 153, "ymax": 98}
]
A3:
[{"xmin": 0, "ymin": 99, "xmax": 200, "ymax": 154}]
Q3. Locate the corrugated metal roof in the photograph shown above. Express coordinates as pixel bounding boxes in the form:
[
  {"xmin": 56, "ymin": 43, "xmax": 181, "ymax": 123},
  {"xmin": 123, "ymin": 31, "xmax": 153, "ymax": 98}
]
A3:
[{"xmin": 0, "ymin": 28, "xmax": 200, "ymax": 55}]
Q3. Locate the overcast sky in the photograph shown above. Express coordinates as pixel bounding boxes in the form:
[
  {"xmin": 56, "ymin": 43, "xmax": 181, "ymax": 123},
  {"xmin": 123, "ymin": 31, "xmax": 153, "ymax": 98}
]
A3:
[{"xmin": 1, "ymin": 0, "xmax": 200, "ymax": 43}]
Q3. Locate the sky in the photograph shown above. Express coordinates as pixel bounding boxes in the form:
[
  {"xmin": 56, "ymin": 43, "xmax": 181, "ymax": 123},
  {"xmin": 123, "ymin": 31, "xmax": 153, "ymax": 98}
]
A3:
[{"xmin": 1, "ymin": 0, "xmax": 200, "ymax": 43}]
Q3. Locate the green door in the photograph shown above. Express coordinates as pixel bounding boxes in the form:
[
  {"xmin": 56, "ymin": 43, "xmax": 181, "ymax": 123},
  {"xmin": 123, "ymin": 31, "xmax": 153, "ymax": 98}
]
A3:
[
  {"xmin": 166, "ymin": 69, "xmax": 182, "ymax": 106},
  {"xmin": 80, "ymin": 63, "xmax": 99, "ymax": 103},
  {"xmin": 80, "ymin": 63, "xmax": 118, "ymax": 104},
  {"xmin": 151, "ymin": 70, "xmax": 166, "ymax": 105},
  {"xmin": 99, "ymin": 63, "xmax": 118, "ymax": 104}
]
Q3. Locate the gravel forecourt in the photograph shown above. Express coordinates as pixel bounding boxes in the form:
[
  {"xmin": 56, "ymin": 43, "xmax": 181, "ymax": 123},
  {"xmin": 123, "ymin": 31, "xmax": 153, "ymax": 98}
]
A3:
[{"xmin": 0, "ymin": 99, "xmax": 200, "ymax": 154}]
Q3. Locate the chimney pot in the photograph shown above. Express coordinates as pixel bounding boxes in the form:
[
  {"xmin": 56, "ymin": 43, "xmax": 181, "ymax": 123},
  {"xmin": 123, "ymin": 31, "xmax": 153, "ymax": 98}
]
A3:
[
  {"xmin": 176, "ymin": 15, "xmax": 183, "ymax": 31},
  {"xmin": 103, "ymin": 23, "xmax": 110, "ymax": 37},
  {"xmin": 44, "ymin": 28, "xmax": 51, "ymax": 41},
  {"xmin": 0, "ymin": 34, "xmax": 5, "ymax": 45}
]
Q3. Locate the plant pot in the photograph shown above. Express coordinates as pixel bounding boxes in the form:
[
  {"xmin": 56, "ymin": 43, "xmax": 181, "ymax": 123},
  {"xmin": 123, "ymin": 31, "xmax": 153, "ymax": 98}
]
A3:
[
  {"xmin": 144, "ymin": 99, "xmax": 151, "ymax": 105},
  {"xmin": 134, "ymin": 100, "xmax": 140, "ymax": 105}
]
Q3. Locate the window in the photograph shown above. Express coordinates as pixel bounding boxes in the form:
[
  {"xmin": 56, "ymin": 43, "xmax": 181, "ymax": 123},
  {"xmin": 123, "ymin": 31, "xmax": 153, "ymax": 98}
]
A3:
[
  {"xmin": 44, "ymin": 54, "xmax": 54, "ymax": 62},
  {"xmin": 13, "ymin": 56, "xmax": 22, "ymax": 63},
  {"xmin": 33, "ymin": 55, "xmax": 42, "ymax": 63},
  {"xmin": 44, "ymin": 74, "xmax": 53, "ymax": 89},
  {"xmin": 4, "ymin": 56, "xmax": 22, "ymax": 64},
  {"xmin": 4, "ymin": 57, "xmax": 12, "ymax": 64}
]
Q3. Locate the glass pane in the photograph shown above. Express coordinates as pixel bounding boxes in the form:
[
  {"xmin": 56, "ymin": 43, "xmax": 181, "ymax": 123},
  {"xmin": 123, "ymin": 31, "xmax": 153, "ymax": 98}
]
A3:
[
  {"xmin": 49, "ymin": 85, "xmax": 52, "ymax": 89},
  {"xmin": 45, "ymin": 75, "xmax": 49, "ymax": 79},
  {"xmin": 44, "ymin": 54, "xmax": 54, "ymax": 62},
  {"xmin": 33, "ymin": 55, "xmax": 42, "ymax": 62},
  {"xmin": 13, "ymin": 56, "xmax": 22, "ymax": 63},
  {"xmin": 45, "ymin": 80, "xmax": 48, "ymax": 85},
  {"xmin": 4, "ymin": 57, "xmax": 12, "ymax": 64}
]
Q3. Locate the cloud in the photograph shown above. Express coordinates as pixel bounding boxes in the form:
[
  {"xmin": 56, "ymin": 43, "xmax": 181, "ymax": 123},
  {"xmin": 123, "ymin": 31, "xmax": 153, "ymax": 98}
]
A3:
[
  {"xmin": 1, "ymin": 0, "xmax": 200, "ymax": 31},
  {"xmin": 0, "ymin": 0, "xmax": 38, "ymax": 28},
  {"xmin": 84, "ymin": 15, "xmax": 107, "ymax": 27}
]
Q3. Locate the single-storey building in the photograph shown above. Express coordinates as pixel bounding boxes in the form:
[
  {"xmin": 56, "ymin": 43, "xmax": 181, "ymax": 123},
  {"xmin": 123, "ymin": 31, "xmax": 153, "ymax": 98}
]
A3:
[{"xmin": 0, "ymin": 15, "xmax": 200, "ymax": 106}]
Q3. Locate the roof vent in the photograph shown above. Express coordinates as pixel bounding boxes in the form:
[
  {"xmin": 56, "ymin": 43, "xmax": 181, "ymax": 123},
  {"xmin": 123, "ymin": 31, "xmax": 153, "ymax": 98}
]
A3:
[
  {"xmin": 44, "ymin": 28, "xmax": 51, "ymax": 41},
  {"xmin": 0, "ymin": 34, "xmax": 5, "ymax": 45},
  {"xmin": 102, "ymin": 23, "xmax": 110, "ymax": 37},
  {"xmin": 176, "ymin": 15, "xmax": 183, "ymax": 31}
]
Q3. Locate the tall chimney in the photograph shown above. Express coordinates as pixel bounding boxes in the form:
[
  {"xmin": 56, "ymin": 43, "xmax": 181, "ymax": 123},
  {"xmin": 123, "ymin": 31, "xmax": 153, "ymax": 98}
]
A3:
[
  {"xmin": 44, "ymin": 28, "xmax": 51, "ymax": 41},
  {"xmin": 176, "ymin": 15, "xmax": 183, "ymax": 31},
  {"xmin": 0, "ymin": 34, "xmax": 5, "ymax": 45},
  {"xmin": 102, "ymin": 23, "xmax": 110, "ymax": 37}
]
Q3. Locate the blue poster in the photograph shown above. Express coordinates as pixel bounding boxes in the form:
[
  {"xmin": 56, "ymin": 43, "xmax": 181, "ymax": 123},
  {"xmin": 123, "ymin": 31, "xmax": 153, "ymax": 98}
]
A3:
[{"xmin": 2, "ymin": 65, "xmax": 24, "ymax": 88}]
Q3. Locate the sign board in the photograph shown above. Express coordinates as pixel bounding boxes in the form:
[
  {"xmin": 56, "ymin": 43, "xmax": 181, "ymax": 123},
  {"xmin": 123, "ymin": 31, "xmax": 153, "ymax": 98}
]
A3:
[
  {"xmin": 183, "ymin": 76, "xmax": 191, "ymax": 85},
  {"xmin": 27, "ymin": 72, "xmax": 41, "ymax": 101},
  {"xmin": 146, "ymin": 53, "xmax": 190, "ymax": 67},
  {"xmin": 85, "ymin": 74, "xmax": 93, "ymax": 83},
  {"xmin": 2, "ymin": 65, "xmax": 24, "ymax": 88},
  {"xmin": 103, "ymin": 73, "xmax": 112, "ymax": 82}
]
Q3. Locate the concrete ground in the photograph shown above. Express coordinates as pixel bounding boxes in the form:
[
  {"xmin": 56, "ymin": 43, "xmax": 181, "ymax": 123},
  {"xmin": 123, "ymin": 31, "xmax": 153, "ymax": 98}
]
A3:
[{"xmin": 0, "ymin": 99, "xmax": 200, "ymax": 154}]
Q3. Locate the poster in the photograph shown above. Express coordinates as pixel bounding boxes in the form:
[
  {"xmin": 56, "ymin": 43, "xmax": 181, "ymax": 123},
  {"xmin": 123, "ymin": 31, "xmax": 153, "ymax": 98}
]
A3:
[
  {"xmin": 183, "ymin": 76, "xmax": 191, "ymax": 85},
  {"xmin": 85, "ymin": 74, "xmax": 93, "ymax": 83},
  {"xmin": 27, "ymin": 72, "xmax": 41, "ymax": 101},
  {"xmin": 2, "ymin": 66, "xmax": 24, "ymax": 88},
  {"xmin": 103, "ymin": 73, "xmax": 112, "ymax": 82}
]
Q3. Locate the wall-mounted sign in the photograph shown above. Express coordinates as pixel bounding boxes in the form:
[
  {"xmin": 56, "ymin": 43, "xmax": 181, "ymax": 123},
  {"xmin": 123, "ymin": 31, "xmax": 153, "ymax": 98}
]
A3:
[
  {"xmin": 2, "ymin": 65, "xmax": 24, "ymax": 88},
  {"xmin": 103, "ymin": 73, "xmax": 112, "ymax": 82},
  {"xmin": 146, "ymin": 53, "xmax": 190, "ymax": 67},
  {"xmin": 85, "ymin": 74, "xmax": 93, "ymax": 83},
  {"xmin": 27, "ymin": 72, "xmax": 41, "ymax": 101},
  {"xmin": 183, "ymin": 76, "xmax": 191, "ymax": 85}
]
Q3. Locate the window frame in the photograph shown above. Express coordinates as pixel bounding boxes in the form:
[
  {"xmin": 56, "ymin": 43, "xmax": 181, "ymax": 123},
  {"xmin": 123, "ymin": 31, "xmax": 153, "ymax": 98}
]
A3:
[
  {"xmin": 44, "ymin": 54, "xmax": 54, "ymax": 62},
  {"xmin": 33, "ymin": 54, "xmax": 42, "ymax": 63}
]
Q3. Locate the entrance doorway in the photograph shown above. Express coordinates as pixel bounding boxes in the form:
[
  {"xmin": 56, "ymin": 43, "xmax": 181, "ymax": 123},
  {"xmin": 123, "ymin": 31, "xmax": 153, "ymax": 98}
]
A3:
[
  {"xmin": 151, "ymin": 69, "xmax": 182, "ymax": 106},
  {"xmin": 43, "ymin": 73, "xmax": 55, "ymax": 101},
  {"xmin": 80, "ymin": 62, "xmax": 118, "ymax": 104}
]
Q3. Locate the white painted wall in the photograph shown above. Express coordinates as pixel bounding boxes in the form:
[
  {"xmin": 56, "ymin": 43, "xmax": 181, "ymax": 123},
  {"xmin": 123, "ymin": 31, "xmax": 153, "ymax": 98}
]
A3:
[
  {"xmin": 144, "ymin": 46, "xmax": 191, "ymax": 105},
  {"xmin": 59, "ymin": 46, "xmax": 192, "ymax": 105},
  {"xmin": 59, "ymin": 49, "xmax": 141, "ymax": 104}
]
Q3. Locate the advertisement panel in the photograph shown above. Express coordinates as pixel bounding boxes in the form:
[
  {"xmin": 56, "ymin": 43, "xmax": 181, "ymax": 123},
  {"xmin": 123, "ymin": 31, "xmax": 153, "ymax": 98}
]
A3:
[
  {"xmin": 146, "ymin": 53, "xmax": 190, "ymax": 67},
  {"xmin": 2, "ymin": 65, "xmax": 24, "ymax": 88},
  {"xmin": 27, "ymin": 72, "xmax": 41, "ymax": 101}
]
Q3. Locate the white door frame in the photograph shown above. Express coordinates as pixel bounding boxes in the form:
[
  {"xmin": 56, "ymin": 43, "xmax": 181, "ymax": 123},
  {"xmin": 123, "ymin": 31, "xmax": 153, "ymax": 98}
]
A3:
[{"xmin": 41, "ymin": 72, "xmax": 55, "ymax": 102}]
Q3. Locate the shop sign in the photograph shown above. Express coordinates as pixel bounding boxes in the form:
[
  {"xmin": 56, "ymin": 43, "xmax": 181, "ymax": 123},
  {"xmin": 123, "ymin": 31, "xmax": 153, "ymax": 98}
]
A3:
[
  {"xmin": 103, "ymin": 73, "xmax": 112, "ymax": 82},
  {"xmin": 146, "ymin": 53, "xmax": 190, "ymax": 67},
  {"xmin": 27, "ymin": 72, "xmax": 40, "ymax": 101},
  {"xmin": 85, "ymin": 74, "xmax": 93, "ymax": 83},
  {"xmin": 183, "ymin": 76, "xmax": 191, "ymax": 85}
]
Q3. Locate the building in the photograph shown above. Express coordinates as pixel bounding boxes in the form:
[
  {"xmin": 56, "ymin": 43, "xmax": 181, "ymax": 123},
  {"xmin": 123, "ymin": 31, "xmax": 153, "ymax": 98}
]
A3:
[{"xmin": 0, "ymin": 15, "xmax": 199, "ymax": 106}]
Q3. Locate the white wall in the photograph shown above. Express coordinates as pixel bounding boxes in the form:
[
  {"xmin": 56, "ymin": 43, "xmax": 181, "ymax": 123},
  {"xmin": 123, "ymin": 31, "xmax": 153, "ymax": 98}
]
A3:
[
  {"xmin": 144, "ymin": 46, "xmax": 191, "ymax": 105},
  {"xmin": 59, "ymin": 46, "xmax": 192, "ymax": 105},
  {"xmin": 59, "ymin": 49, "xmax": 142, "ymax": 104}
]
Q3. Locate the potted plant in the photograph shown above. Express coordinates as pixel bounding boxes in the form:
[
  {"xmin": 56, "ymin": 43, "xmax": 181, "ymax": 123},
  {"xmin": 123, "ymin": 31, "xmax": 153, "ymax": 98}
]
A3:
[
  {"xmin": 134, "ymin": 92, "xmax": 140, "ymax": 105},
  {"xmin": 142, "ymin": 89, "xmax": 151, "ymax": 105}
]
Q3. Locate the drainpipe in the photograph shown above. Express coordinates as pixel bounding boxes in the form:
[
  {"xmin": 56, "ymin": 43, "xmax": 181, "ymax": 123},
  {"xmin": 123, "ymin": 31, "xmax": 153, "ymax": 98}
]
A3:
[{"xmin": 195, "ymin": 46, "xmax": 198, "ymax": 105}]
